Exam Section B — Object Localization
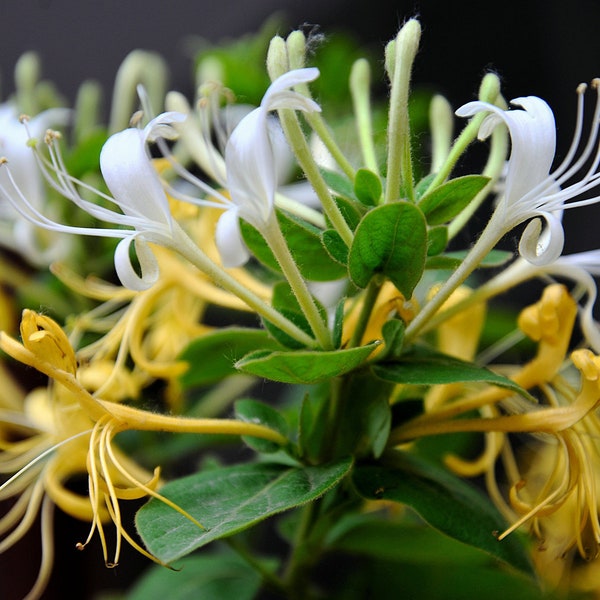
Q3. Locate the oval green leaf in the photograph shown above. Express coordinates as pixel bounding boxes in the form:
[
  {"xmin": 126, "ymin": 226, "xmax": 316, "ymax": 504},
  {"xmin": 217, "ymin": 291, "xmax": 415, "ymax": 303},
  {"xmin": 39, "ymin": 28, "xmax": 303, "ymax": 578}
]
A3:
[
  {"xmin": 348, "ymin": 202, "xmax": 427, "ymax": 296},
  {"xmin": 418, "ymin": 175, "xmax": 490, "ymax": 225}
]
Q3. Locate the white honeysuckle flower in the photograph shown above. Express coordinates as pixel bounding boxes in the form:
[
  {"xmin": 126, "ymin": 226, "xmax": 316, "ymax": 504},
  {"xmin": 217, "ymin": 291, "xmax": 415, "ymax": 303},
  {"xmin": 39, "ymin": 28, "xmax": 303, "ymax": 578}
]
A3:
[
  {"xmin": 456, "ymin": 80, "xmax": 600, "ymax": 266},
  {"xmin": 215, "ymin": 67, "xmax": 321, "ymax": 267},
  {"xmin": 0, "ymin": 111, "xmax": 186, "ymax": 290},
  {"xmin": 0, "ymin": 104, "xmax": 71, "ymax": 265}
]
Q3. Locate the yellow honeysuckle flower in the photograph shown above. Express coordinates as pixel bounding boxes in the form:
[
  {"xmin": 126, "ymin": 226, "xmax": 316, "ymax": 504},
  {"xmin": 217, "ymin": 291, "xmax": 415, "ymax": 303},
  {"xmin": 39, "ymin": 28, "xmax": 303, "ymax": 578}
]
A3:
[
  {"xmin": 0, "ymin": 310, "xmax": 288, "ymax": 599},
  {"xmin": 389, "ymin": 284, "xmax": 600, "ymax": 590}
]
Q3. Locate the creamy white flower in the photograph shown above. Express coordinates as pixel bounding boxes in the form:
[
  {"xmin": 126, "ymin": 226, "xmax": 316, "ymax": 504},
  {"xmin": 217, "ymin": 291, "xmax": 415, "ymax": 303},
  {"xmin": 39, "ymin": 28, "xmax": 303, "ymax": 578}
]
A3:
[
  {"xmin": 0, "ymin": 104, "xmax": 70, "ymax": 265},
  {"xmin": 0, "ymin": 112, "xmax": 185, "ymax": 290},
  {"xmin": 456, "ymin": 81, "xmax": 600, "ymax": 265},
  {"xmin": 215, "ymin": 67, "xmax": 321, "ymax": 267}
]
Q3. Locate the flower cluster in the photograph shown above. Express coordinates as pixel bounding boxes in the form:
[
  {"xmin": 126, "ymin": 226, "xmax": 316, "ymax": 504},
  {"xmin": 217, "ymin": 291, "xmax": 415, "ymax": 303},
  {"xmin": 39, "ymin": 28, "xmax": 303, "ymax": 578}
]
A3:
[{"xmin": 3, "ymin": 16, "xmax": 600, "ymax": 600}]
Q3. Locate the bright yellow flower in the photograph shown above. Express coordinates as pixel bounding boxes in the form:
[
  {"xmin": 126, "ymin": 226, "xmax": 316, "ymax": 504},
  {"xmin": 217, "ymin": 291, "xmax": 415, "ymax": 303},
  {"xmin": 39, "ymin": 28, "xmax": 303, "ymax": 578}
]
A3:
[{"xmin": 0, "ymin": 310, "xmax": 287, "ymax": 599}]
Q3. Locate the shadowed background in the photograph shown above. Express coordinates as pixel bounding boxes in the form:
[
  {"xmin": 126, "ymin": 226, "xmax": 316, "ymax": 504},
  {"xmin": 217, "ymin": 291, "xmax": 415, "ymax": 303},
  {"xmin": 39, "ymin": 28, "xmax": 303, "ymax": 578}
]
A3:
[{"xmin": 1, "ymin": 0, "xmax": 600, "ymax": 598}]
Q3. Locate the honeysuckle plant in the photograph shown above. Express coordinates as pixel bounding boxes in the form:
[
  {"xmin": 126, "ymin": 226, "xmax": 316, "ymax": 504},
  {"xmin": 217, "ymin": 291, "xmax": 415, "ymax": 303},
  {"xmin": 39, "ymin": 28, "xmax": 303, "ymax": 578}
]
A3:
[{"xmin": 4, "ymin": 15, "xmax": 600, "ymax": 600}]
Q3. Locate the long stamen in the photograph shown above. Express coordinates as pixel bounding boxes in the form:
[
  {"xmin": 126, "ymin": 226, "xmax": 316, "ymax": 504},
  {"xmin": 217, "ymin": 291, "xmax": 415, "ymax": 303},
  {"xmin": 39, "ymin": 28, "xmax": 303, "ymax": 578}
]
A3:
[
  {"xmin": 24, "ymin": 495, "xmax": 55, "ymax": 600},
  {"xmin": 104, "ymin": 424, "xmax": 204, "ymax": 530}
]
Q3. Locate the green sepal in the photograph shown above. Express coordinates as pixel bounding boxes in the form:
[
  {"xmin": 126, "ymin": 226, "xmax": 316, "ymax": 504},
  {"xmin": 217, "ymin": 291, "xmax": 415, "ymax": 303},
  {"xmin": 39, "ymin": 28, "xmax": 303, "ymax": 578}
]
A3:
[
  {"xmin": 235, "ymin": 342, "xmax": 380, "ymax": 384},
  {"xmin": 418, "ymin": 175, "xmax": 490, "ymax": 225},
  {"xmin": 348, "ymin": 202, "xmax": 427, "ymax": 297}
]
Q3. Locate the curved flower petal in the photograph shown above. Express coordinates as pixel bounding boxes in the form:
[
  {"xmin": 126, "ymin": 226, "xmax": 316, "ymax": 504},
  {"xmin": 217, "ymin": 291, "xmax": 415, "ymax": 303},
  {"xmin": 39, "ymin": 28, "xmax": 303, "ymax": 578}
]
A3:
[
  {"xmin": 224, "ymin": 68, "xmax": 321, "ymax": 228},
  {"xmin": 114, "ymin": 235, "xmax": 159, "ymax": 291},
  {"xmin": 457, "ymin": 96, "xmax": 556, "ymax": 207},
  {"xmin": 100, "ymin": 128, "xmax": 172, "ymax": 228},
  {"xmin": 214, "ymin": 207, "xmax": 250, "ymax": 268},
  {"xmin": 518, "ymin": 212, "xmax": 564, "ymax": 266}
]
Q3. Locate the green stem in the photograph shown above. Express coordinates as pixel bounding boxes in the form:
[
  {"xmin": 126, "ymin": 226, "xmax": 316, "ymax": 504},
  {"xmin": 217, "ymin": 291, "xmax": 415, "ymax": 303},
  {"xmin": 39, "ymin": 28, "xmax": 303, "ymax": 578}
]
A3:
[
  {"xmin": 350, "ymin": 58, "xmax": 379, "ymax": 174},
  {"xmin": 384, "ymin": 21, "xmax": 421, "ymax": 204},
  {"xmin": 404, "ymin": 225, "xmax": 499, "ymax": 345},
  {"xmin": 277, "ymin": 109, "xmax": 354, "ymax": 247},
  {"xmin": 171, "ymin": 221, "xmax": 318, "ymax": 348},
  {"xmin": 262, "ymin": 217, "xmax": 333, "ymax": 350}
]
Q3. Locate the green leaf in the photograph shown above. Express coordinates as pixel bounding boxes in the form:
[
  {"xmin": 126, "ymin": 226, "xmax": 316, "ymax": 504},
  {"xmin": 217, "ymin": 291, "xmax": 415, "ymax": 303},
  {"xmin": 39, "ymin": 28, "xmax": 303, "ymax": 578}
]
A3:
[
  {"xmin": 322, "ymin": 229, "xmax": 348, "ymax": 265},
  {"xmin": 320, "ymin": 167, "xmax": 356, "ymax": 201},
  {"xmin": 261, "ymin": 281, "xmax": 318, "ymax": 349},
  {"xmin": 354, "ymin": 168, "xmax": 382, "ymax": 206},
  {"xmin": 348, "ymin": 202, "xmax": 427, "ymax": 296},
  {"xmin": 235, "ymin": 342, "xmax": 379, "ymax": 384},
  {"xmin": 372, "ymin": 346, "xmax": 534, "ymax": 401},
  {"xmin": 127, "ymin": 550, "xmax": 275, "ymax": 600},
  {"xmin": 418, "ymin": 175, "xmax": 490, "ymax": 225},
  {"xmin": 334, "ymin": 372, "xmax": 393, "ymax": 459},
  {"xmin": 235, "ymin": 399, "xmax": 289, "ymax": 453},
  {"xmin": 136, "ymin": 459, "xmax": 353, "ymax": 563},
  {"xmin": 426, "ymin": 226, "xmax": 448, "ymax": 256},
  {"xmin": 298, "ymin": 386, "xmax": 331, "ymax": 463},
  {"xmin": 414, "ymin": 173, "xmax": 437, "ymax": 199},
  {"xmin": 352, "ymin": 452, "xmax": 534, "ymax": 575},
  {"xmin": 425, "ymin": 248, "xmax": 514, "ymax": 271},
  {"xmin": 240, "ymin": 210, "xmax": 347, "ymax": 281},
  {"xmin": 378, "ymin": 318, "xmax": 405, "ymax": 361},
  {"xmin": 179, "ymin": 328, "xmax": 282, "ymax": 388}
]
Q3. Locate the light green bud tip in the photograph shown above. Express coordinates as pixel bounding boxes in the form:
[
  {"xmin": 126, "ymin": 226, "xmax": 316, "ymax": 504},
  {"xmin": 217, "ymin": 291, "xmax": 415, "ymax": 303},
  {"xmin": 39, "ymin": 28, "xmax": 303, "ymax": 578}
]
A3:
[
  {"xmin": 267, "ymin": 35, "xmax": 289, "ymax": 81},
  {"xmin": 478, "ymin": 72, "xmax": 501, "ymax": 103},
  {"xmin": 15, "ymin": 51, "xmax": 40, "ymax": 92},
  {"xmin": 385, "ymin": 19, "xmax": 421, "ymax": 78},
  {"xmin": 286, "ymin": 30, "xmax": 307, "ymax": 70}
]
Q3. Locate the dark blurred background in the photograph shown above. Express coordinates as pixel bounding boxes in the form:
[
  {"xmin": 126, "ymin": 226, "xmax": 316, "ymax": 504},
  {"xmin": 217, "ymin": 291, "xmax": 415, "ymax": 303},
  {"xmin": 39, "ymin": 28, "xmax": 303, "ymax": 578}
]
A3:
[{"xmin": 2, "ymin": 0, "xmax": 600, "ymax": 598}]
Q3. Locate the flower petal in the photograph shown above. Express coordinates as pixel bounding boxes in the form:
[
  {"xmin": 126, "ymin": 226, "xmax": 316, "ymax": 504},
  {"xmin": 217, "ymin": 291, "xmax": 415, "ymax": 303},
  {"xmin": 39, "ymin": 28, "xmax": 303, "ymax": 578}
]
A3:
[
  {"xmin": 214, "ymin": 208, "xmax": 250, "ymax": 268},
  {"xmin": 518, "ymin": 212, "xmax": 564, "ymax": 266},
  {"xmin": 100, "ymin": 128, "xmax": 172, "ymax": 228},
  {"xmin": 224, "ymin": 69, "xmax": 321, "ymax": 228},
  {"xmin": 457, "ymin": 97, "xmax": 556, "ymax": 207},
  {"xmin": 114, "ymin": 235, "xmax": 159, "ymax": 290}
]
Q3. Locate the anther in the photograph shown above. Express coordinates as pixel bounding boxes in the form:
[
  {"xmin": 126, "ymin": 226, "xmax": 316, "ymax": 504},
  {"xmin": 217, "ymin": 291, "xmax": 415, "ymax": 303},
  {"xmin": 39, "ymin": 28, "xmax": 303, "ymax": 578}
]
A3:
[
  {"xmin": 577, "ymin": 83, "xmax": 588, "ymax": 95},
  {"xmin": 129, "ymin": 110, "xmax": 144, "ymax": 127},
  {"xmin": 592, "ymin": 78, "xmax": 600, "ymax": 90},
  {"xmin": 0, "ymin": 157, "xmax": 8, "ymax": 165},
  {"xmin": 19, "ymin": 114, "xmax": 30, "ymax": 123},
  {"xmin": 44, "ymin": 129, "xmax": 62, "ymax": 145}
]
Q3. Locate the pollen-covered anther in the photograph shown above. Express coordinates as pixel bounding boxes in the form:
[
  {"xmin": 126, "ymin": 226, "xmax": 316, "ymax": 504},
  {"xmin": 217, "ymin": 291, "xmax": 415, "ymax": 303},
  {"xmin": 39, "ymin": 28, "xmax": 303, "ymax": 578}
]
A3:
[
  {"xmin": 43, "ymin": 129, "xmax": 62, "ymax": 145},
  {"xmin": 18, "ymin": 113, "xmax": 30, "ymax": 123},
  {"xmin": 0, "ymin": 156, "xmax": 8, "ymax": 165},
  {"xmin": 591, "ymin": 77, "xmax": 600, "ymax": 90}
]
